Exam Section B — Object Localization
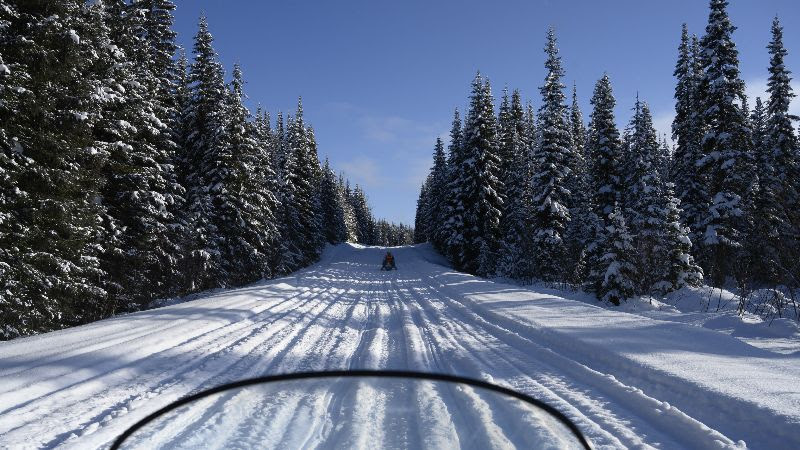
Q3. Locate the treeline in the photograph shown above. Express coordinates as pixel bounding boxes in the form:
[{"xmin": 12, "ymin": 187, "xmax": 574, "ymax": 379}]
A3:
[
  {"xmin": 416, "ymin": 0, "xmax": 798, "ymax": 305},
  {"xmin": 0, "ymin": 1, "xmax": 409, "ymax": 340}
]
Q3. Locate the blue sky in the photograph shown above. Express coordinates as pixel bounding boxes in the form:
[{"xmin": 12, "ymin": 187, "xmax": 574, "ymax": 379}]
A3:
[{"xmin": 172, "ymin": 0, "xmax": 799, "ymax": 225}]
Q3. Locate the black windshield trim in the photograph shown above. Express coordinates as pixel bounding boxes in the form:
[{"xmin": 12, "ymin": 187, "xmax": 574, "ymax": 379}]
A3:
[{"xmin": 110, "ymin": 369, "xmax": 592, "ymax": 449}]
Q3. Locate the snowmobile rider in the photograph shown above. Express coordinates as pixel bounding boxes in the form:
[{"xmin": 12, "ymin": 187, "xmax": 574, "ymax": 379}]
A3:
[{"xmin": 382, "ymin": 251, "xmax": 397, "ymax": 270}]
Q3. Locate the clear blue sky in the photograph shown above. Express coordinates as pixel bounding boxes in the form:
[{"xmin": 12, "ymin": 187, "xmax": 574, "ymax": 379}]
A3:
[{"xmin": 172, "ymin": 0, "xmax": 799, "ymax": 225}]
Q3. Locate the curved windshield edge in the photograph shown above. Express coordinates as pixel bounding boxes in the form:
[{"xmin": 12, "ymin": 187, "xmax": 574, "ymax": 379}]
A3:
[{"xmin": 110, "ymin": 369, "xmax": 593, "ymax": 450}]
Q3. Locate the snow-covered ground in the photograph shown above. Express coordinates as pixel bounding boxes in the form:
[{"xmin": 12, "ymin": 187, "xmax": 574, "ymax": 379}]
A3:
[{"xmin": 1, "ymin": 244, "xmax": 798, "ymax": 449}]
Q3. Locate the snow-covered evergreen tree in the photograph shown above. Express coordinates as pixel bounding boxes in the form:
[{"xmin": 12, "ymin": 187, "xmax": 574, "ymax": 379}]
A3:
[
  {"xmin": 0, "ymin": 1, "xmax": 109, "ymax": 337},
  {"xmin": 339, "ymin": 177, "xmax": 358, "ymax": 242},
  {"xmin": 625, "ymin": 99, "xmax": 703, "ymax": 293},
  {"xmin": 588, "ymin": 74, "xmax": 623, "ymax": 222},
  {"xmin": 695, "ymin": 0, "xmax": 753, "ymax": 284},
  {"xmin": 319, "ymin": 158, "xmax": 348, "ymax": 244},
  {"xmin": 497, "ymin": 90, "xmax": 533, "ymax": 279},
  {"xmin": 497, "ymin": 87, "xmax": 514, "ymax": 201},
  {"xmin": 569, "ymin": 83, "xmax": 588, "ymax": 194},
  {"xmin": 218, "ymin": 65, "xmax": 279, "ymax": 284},
  {"xmin": 458, "ymin": 73, "xmax": 504, "ymax": 276},
  {"xmin": 597, "ymin": 205, "xmax": 637, "ymax": 305},
  {"xmin": 441, "ymin": 108, "xmax": 467, "ymax": 264},
  {"xmin": 750, "ymin": 97, "xmax": 767, "ymax": 159},
  {"xmin": 563, "ymin": 83, "xmax": 595, "ymax": 284},
  {"xmin": 414, "ymin": 180, "xmax": 430, "ymax": 244},
  {"xmin": 671, "ymin": 25, "xmax": 708, "ymax": 247},
  {"xmin": 657, "ymin": 189, "xmax": 704, "ymax": 293},
  {"xmin": 530, "ymin": 28, "xmax": 573, "ymax": 281},
  {"xmin": 181, "ymin": 16, "xmax": 230, "ymax": 290},
  {"xmin": 349, "ymin": 184, "xmax": 375, "ymax": 245},
  {"xmin": 425, "ymin": 138, "xmax": 448, "ymax": 246},
  {"xmin": 584, "ymin": 75, "xmax": 625, "ymax": 293},
  {"xmin": 750, "ymin": 16, "xmax": 800, "ymax": 283},
  {"xmin": 93, "ymin": 1, "xmax": 186, "ymax": 308},
  {"xmin": 280, "ymin": 98, "xmax": 323, "ymax": 269}
]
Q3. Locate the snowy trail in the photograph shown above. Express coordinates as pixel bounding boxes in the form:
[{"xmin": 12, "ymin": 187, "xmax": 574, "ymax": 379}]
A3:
[{"xmin": 1, "ymin": 244, "xmax": 798, "ymax": 449}]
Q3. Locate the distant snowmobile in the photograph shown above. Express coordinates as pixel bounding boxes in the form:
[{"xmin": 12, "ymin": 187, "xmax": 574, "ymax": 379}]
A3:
[{"xmin": 381, "ymin": 251, "xmax": 397, "ymax": 271}]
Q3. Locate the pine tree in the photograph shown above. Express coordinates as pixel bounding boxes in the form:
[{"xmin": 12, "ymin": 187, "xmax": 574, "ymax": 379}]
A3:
[
  {"xmin": 497, "ymin": 86, "xmax": 514, "ymax": 200},
  {"xmin": 564, "ymin": 83, "xmax": 596, "ymax": 284},
  {"xmin": 219, "ymin": 65, "xmax": 279, "ymax": 284},
  {"xmin": 94, "ymin": 0, "xmax": 185, "ymax": 308},
  {"xmin": 0, "ymin": 1, "xmax": 109, "ymax": 337},
  {"xmin": 751, "ymin": 16, "xmax": 800, "ymax": 283},
  {"xmin": 349, "ymin": 185, "xmax": 375, "ymax": 244},
  {"xmin": 414, "ymin": 181, "xmax": 430, "ymax": 243},
  {"xmin": 625, "ymin": 99, "xmax": 703, "ymax": 293},
  {"xmin": 340, "ymin": 178, "xmax": 358, "ymax": 242},
  {"xmin": 588, "ymin": 74, "xmax": 623, "ymax": 223},
  {"xmin": 671, "ymin": 25, "xmax": 708, "ymax": 247},
  {"xmin": 319, "ymin": 158, "xmax": 348, "ymax": 244},
  {"xmin": 597, "ymin": 205, "xmax": 637, "ymax": 305},
  {"xmin": 497, "ymin": 90, "xmax": 534, "ymax": 279},
  {"xmin": 181, "ymin": 15, "xmax": 231, "ymax": 290},
  {"xmin": 585, "ymin": 75, "xmax": 624, "ymax": 293},
  {"xmin": 530, "ymin": 28, "xmax": 573, "ymax": 281},
  {"xmin": 458, "ymin": 73, "xmax": 504, "ymax": 276},
  {"xmin": 441, "ymin": 108, "xmax": 467, "ymax": 264},
  {"xmin": 569, "ymin": 83, "xmax": 588, "ymax": 192},
  {"xmin": 657, "ymin": 189, "xmax": 704, "ymax": 293},
  {"xmin": 695, "ymin": 0, "xmax": 753, "ymax": 284},
  {"xmin": 280, "ymin": 98, "xmax": 323, "ymax": 268}
]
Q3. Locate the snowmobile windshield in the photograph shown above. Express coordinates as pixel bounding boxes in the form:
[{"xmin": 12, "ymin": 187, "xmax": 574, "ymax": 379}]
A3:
[{"xmin": 111, "ymin": 370, "xmax": 591, "ymax": 449}]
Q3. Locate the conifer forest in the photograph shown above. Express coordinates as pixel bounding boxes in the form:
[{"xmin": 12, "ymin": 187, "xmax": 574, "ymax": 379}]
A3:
[
  {"xmin": 0, "ymin": 1, "xmax": 412, "ymax": 340},
  {"xmin": 415, "ymin": 1, "xmax": 800, "ymax": 312},
  {"xmin": 2, "ymin": 0, "xmax": 799, "ymax": 341},
  {"xmin": 1, "ymin": 2, "xmax": 800, "ymax": 448}
]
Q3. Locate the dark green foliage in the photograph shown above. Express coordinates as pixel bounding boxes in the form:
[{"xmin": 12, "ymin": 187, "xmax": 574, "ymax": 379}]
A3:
[{"xmin": 0, "ymin": 6, "xmax": 393, "ymax": 340}]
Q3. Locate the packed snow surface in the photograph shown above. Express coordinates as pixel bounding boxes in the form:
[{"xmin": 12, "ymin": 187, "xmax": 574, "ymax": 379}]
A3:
[{"xmin": 1, "ymin": 244, "xmax": 798, "ymax": 449}]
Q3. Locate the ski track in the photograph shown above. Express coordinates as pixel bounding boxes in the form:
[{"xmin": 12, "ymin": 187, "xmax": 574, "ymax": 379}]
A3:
[{"xmin": 0, "ymin": 244, "xmax": 796, "ymax": 449}]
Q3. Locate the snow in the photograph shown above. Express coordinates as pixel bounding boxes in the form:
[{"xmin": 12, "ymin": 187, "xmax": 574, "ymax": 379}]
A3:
[
  {"xmin": 67, "ymin": 29, "xmax": 80, "ymax": 45},
  {"xmin": 0, "ymin": 243, "xmax": 798, "ymax": 449}
]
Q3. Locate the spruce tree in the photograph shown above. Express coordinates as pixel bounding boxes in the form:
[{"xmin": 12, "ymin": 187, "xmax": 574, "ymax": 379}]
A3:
[
  {"xmin": 350, "ymin": 185, "xmax": 375, "ymax": 244},
  {"xmin": 671, "ymin": 25, "xmax": 708, "ymax": 247},
  {"xmin": 441, "ymin": 108, "xmax": 467, "ymax": 264},
  {"xmin": 0, "ymin": 1, "xmax": 109, "ymax": 337},
  {"xmin": 531, "ymin": 28, "xmax": 573, "ymax": 281},
  {"xmin": 414, "ymin": 181, "xmax": 430, "ymax": 243},
  {"xmin": 319, "ymin": 158, "xmax": 348, "ymax": 244},
  {"xmin": 696, "ymin": 0, "xmax": 753, "ymax": 284},
  {"xmin": 181, "ymin": 15, "xmax": 230, "ymax": 290},
  {"xmin": 94, "ymin": 0, "xmax": 185, "ymax": 308},
  {"xmin": 625, "ymin": 99, "xmax": 703, "ymax": 293},
  {"xmin": 497, "ymin": 86, "xmax": 514, "ymax": 200},
  {"xmin": 497, "ymin": 90, "xmax": 533, "ymax": 279},
  {"xmin": 219, "ymin": 65, "xmax": 279, "ymax": 284},
  {"xmin": 751, "ymin": 16, "xmax": 800, "ymax": 283},
  {"xmin": 585, "ymin": 75, "xmax": 624, "ymax": 292},
  {"xmin": 459, "ymin": 73, "xmax": 503, "ymax": 276},
  {"xmin": 597, "ymin": 205, "xmax": 637, "ymax": 305},
  {"xmin": 588, "ymin": 74, "xmax": 623, "ymax": 223},
  {"xmin": 569, "ymin": 83, "xmax": 588, "ymax": 192},
  {"xmin": 341, "ymin": 178, "xmax": 359, "ymax": 242},
  {"xmin": 658, "ymin": 188, "xmax": 704, "ymax": 293},
  {"xmin": 564, "ymin": 83, "xmax": 596, "ymax": 284}
]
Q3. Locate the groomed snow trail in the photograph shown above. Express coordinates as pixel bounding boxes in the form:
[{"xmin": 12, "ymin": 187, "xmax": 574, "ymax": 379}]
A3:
[{"xmin": 1, "ymin": 244, "xmax": 798, "ymax": 449}]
